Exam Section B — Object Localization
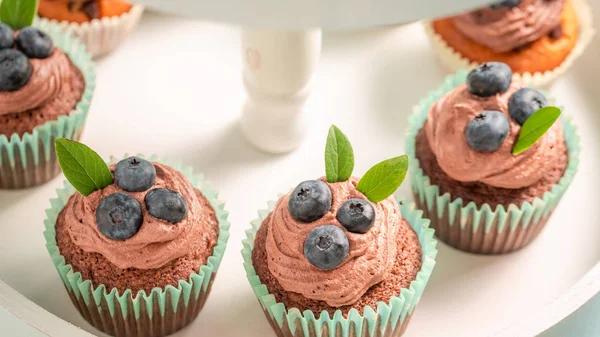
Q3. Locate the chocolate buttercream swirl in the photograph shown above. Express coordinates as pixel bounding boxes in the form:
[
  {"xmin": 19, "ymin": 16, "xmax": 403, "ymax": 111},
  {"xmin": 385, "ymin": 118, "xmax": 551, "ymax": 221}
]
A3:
[
  {"xmin": 265, "ymin": 178, "xmax": 400, "ymax": 307},
  {"xmin": 62, "ymin": 162, "xmax": 217, "ymax": 270},
  {"xmin": 453, "ymin": 0, "xmax": 565, "ymax": 53},
  {"xmin": 425, "ymin": 81, "xmax": 564, "ymax": 189},
  {"xmin": 0, "ymin": 48, "xmax": 76, "ymax": 115}
]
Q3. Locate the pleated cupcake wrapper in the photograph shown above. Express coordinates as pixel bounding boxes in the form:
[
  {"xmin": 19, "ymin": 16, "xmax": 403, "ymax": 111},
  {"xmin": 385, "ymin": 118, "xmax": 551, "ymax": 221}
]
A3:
[
  {"xmin": 36, "ymin": 4, "xmax": 144, "ymax": 58},
  {"xmin": 242, "ymin": 198, "xmax": 438, "ymax": 337},
  {"xmin": 405, "ymin": 70, "xmax": 581, "ymax": 254},
  {"xmin": 0, "ymin": 21, "xmax": 95, "ymax": 189},
  {"xmin": 423, "ymin": 0, "xmax": 595, "ymax": 88},
  {"xmin": 43, "ymin": 155, "xmax": 231, "ymax": 337}
]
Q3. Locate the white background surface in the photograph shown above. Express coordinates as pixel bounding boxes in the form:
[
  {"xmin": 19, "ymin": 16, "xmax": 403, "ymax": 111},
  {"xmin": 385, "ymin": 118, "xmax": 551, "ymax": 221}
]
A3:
[{"xmin": 0, "ymin": 6, "xmax": 599, "ymax": 337}]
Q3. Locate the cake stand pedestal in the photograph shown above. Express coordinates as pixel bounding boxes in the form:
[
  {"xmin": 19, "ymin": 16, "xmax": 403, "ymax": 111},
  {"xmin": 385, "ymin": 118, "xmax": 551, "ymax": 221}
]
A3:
[
  {"xmin": 240, "ymin": 29, "xmax": 322, "ymax": 153},
  {"xmin": 120, "ymin": 0, "xmax": 496, "ymax": 154}
]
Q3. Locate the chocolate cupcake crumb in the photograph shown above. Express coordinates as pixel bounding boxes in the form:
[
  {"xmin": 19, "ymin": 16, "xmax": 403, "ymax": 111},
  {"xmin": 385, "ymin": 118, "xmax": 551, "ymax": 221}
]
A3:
[
  {"xmin": 252, "ymin": 213, "xmax": 422, "ymax": 316},
  {"xmin": 415, "ymin": 126, "xmax": 568, "ymax": 208}
]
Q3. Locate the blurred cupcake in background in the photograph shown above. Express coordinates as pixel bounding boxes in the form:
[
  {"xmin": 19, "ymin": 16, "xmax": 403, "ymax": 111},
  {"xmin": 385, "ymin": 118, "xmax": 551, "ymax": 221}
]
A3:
[
  {"xmin": 38, "ymin": 0, "xmax": 144, "ymax": 57},
  {"xmin": 424, "ymin": 0, "xmax": 595, "ymax": 87},
  {"xmin": 406, "ymin": 62, "xmax": 580, "ymax": 254},
  {"xmin": 0, "ymin": 0, "xmax": 94, "ymax": 188}
]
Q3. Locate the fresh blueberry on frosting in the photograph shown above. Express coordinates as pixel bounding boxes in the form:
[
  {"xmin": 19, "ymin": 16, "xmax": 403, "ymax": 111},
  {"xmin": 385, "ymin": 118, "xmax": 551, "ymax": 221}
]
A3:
[
  {"xmin": 490, "ymin": 0, "xmax": 520, "ymax": 10},
  {"xmin": 0, "ymin": 23, "xmax": 14, "ymax": 49},
  {"xmin": 336, "ymin": 198, "xmax": 375, "ymax": 234},
  {"xmin": 145, "ymin": 188, "xmax": 189, "ymax": 224},
  {"xmin": 509, "ymin": 88, "xmax": 548, "ymax": 125},
  {"xmin": 115, "ymin": 156, "xmax": 156, "ymax": 192},
  {"xmin": 303, "ymin": 225, "xmax": 350, "ymax": 270},
  {"xmin": 96, "ymin": 193, "xmax": 143, "ymax": 240},
  {"xmin": 467, "ymin": 62, "xmax": 512, "ymax": 97},
  {"xmin": 0, "ymin": 49, "xmax": 32, "ymax": 91},
  {"xmin": 466, "ymin": 110, "xmax": 510, "ymax": 152},
  {"xmin": 15, "ymin": 27, "xmax": 54, "ymax": 59},
  {"xmin": 288, "ymin": 180, "xmax": 332, "ymax": 223}
]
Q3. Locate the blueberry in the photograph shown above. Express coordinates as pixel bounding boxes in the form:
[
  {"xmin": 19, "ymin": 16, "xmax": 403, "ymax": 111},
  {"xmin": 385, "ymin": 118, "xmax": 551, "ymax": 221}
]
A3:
[
  {"xmin": 114, "ymin": 156, "xmax": 156, "ymax": 192},
  {"xmin": 467, "ymin": 62, "xmax": 513, "ymax": 97},
  {"xmin": 15, "ymin": 27, "xmax": 53, "ymax": 59},
  {"xmin": 96, "ymin": 193, "xmax": 143, "ymax": 240},
  {"xmin": 304, "ymin": 225, "xmax": 349, "ymax": 270},
  {"xmin": 466, "ymin": 110, "xmax": 510, "ymax": 152},
  {"xmin": 288, "ymin": 180, "xmax": 332, "ymax": 223},
  {"xmin": 336, "ymin": 198, "xmax": 375, "ymax": 234},
  {"xmin": 145, "ymin": 188, "xmax": 188, "ymax": 223},
  {"xmin": 0, "ymin": 23, "xmax": 14, "ymax": 49},
  {"xmin": 508, "ymin": 88, "xmax": 548, "ymax": 125},
  {"xmin": 0, "ymin": 49, "xmax": 32, "ymax": 92},
  {"xmin": 490, "ymin": 0, "xmax": 520, "ymax": 10}
]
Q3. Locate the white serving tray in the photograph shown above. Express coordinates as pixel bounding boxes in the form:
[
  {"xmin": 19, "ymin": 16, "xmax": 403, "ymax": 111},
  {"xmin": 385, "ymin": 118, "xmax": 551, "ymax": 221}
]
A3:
[
  {"xmin": 131, "ymin": 0, "xmax": 495, "ymax": 29},
  {"xmin": 0, "ymin": 6, "xmax": 599, "ymax": 337}
]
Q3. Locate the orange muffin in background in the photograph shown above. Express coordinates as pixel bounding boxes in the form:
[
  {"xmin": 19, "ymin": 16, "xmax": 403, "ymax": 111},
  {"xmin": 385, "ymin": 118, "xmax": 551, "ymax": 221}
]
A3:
[
  {"xmin": 38, "ymin": 0, "xmax": 133, "ymax": 24},
  {"xmin": 37, "ymin": 0, "xmax": 143, "ymax": 58},
  {"xmin": 431, "ymin": 0, "xmax": 580, "ymax": 75}
]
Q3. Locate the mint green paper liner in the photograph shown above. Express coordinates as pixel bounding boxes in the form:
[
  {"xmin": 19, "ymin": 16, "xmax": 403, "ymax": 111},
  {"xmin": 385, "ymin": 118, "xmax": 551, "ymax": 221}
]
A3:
[
  {"xmin": 43, "ymin": 155, "xmax": 230, "ymax": 337},
  {"xmin": 405, "ymin": 69, "xmax": 581, "ymax": 254},
  {"xmin": 0, "ymin": 21, "xmax": 95, "ymax": 189},
  {"xmin": 242, "ymin": 199, "xmax": 437, "ymax": 337}
]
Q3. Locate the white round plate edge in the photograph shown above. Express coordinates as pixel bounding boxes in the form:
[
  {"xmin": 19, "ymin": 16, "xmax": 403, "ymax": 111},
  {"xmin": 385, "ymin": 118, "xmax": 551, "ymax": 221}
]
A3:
[
  {"xmin": 0, "ymin": 279, "xmax": 93, "ymax": 336},
  {"xmin": 494, "ymin": 262, "xmax": 600, "ymax": 337}
]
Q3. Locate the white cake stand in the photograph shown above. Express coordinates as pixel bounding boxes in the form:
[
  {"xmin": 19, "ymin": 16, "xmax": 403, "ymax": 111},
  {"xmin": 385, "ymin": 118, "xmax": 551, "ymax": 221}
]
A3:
[
  {"xmin": 3, "ymin": 2, "xmax": 598, "ymax": 337},
  {"xmin": 133, "ymin": 0, "xmax": 494, "ymax": 153}
]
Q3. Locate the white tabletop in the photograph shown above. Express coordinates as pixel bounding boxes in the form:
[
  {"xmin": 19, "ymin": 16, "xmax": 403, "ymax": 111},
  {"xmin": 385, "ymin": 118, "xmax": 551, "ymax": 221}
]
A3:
[{"xmin": 0, "ymin": 8, "xmax": 599, "ymax": 337}]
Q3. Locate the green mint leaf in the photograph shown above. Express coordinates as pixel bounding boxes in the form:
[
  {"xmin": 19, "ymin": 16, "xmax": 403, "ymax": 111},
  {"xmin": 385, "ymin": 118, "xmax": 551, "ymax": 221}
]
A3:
[
  {"xmin": 0, "ymin": 0, "xmax": 38, "ymax": 30},
  {"xmin": 356, "ymin": 155, "xmax": 409, "ymax": 203},
  {"xmin": 55, "ymin": 138, "xmax": 113, "ymax": 196},
  {"xmin": 325, "ymin": 125, "xmax": 354, "ymax": 183},
  {"xmin": 512, "ymin": 106, "xmax": 561, "ymax": 155}
]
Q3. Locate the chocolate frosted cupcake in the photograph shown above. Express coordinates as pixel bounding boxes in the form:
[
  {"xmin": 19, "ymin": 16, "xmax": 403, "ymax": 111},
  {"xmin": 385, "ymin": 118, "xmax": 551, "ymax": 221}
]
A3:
[
  {"xmin": 0, "ymin": 29, "xmax": 85, "ymax": 136},
  {"xmin": 243, "ymin": 126, "xmax": 437, "ymax": 337},
  {"xmin": 44, "ymin": 140, "xmax": 229, "ymax": 337},
  {"xmin": 425, "ymin": 0, "xmax": 595, "ymax": 87},
  {"xmin": 253, "ymin": 177, "xmax": 423, "ymax": 313},
  {"xmin": 0, "ymin": 5, "xmax": 94, "ymax": 188},
  {"xmin": 38, "ymin": 0, "xmax": 144, "ymax": 57},
  {"xmin": 406, "ymin": 62, "xmax": 580, "ymax": 254}
]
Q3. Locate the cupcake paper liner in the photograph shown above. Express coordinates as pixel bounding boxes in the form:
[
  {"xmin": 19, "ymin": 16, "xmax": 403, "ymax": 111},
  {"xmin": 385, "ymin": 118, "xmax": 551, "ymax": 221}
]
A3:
[
  {"xmin": 405, "ymin": 69, "xmax": 581, "ymax": 254},
  {"xmin": 43, "ymin": 155, "xmax": 230, "ymax": 337},
  {"xmin": 242, "ymin": 198, "xmax": 437, "ymax": 337},
  {"xmin": 37, "ymin": 4, "xmax": 144, "ymax": 58},
  {"xmin": 0, "ymin": 21, "xmax": 95, "ymax": 189},
  {"xmin": 423, "ymin": 0, "xmax": 595, "ymax": 88}
]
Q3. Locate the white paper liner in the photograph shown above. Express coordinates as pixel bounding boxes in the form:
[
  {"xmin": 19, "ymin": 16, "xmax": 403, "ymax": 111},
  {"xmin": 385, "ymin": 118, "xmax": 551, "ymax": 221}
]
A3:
[
  {"xmin": 423, "ymin": 0, "xmax": 595, "ymax": 88},
  {"xmin": 37, "ymin": 4, "xmax": 144, "ymax": 58}
]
